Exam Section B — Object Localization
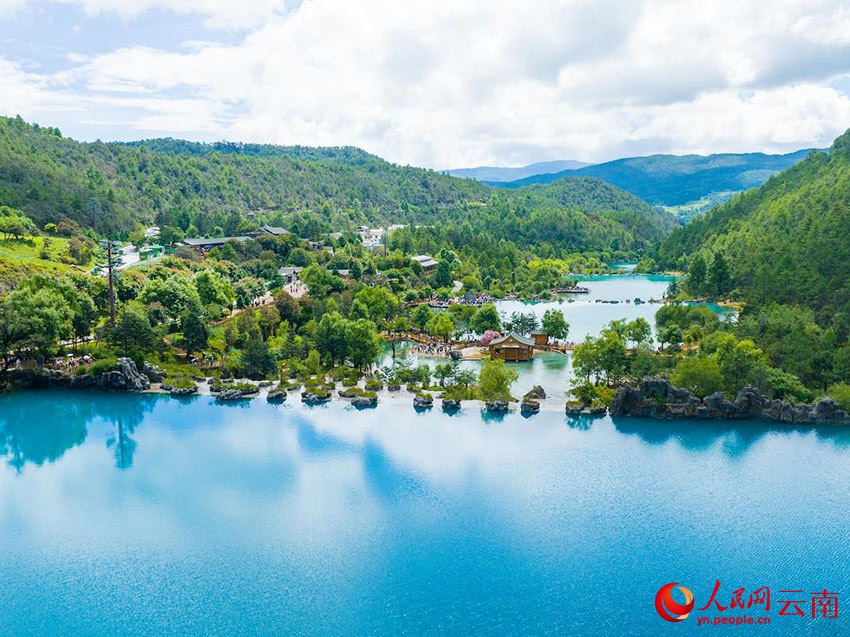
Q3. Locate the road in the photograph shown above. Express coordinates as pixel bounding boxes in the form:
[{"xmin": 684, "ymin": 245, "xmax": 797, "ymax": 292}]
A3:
[{"xmin": 117, "ymin": 244, "xmax": 141, "ymax": 271}]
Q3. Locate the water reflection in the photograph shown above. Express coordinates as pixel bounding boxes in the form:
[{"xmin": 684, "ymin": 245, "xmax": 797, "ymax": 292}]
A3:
[
  {"xmin": 0, "ymin": 396, "xmax": 90, "ymax": 471},
  {"xmin": 0, "ymin": 393, "xmax": 849, "ymax": 636},
  {"xmin": 612, "ymin": 416, "xmax": 850, "ymax": 456},
  {"xmin": 0, "ymin": 391, "xmax": 159, "ymax": 471}
]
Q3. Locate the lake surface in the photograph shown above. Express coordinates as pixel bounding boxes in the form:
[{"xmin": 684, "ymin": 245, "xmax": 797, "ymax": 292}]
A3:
[
  {"xmin": 1, "ymin": 391, "xmax": 848, "ymax": 635},
  {"xmin": 496, "ymin": 273, "xmax": 677, "ymax": 344},
  {"xmin": 381, "ymin": 275, "xmax": 732, "ymax": 399}
]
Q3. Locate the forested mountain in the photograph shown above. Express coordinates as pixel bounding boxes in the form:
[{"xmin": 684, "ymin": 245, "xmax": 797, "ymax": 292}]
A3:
[
  {"xmin": 445, "ymin": 160, "xmax": 591, "ymax": 182},
  {"xmin": 118, "ymin": 138, "xmax": 380, "ymax": 164},
  {"xmin": 657, "ymin": 128, "xmax": 850, "ymax": 318},
  {"xmin": 0, "ymin": 116, "xmax": 675, "ymax": 253},
  {"xmin": 494, "ymin": 149, "xmax": 816, "ymax": 206},
  {"xmin": 391, "ymin": 178, "xmax": 676, "ymax": 259}
]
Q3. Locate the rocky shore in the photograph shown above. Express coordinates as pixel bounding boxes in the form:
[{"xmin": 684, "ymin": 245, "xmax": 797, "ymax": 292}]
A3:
[
  {"xmin": 7, "ymin": 358, "xmax": 153, "ymax": 392},
  {"xmin": 611, "ymin": 377, "xmax": 850, "ymax": 424},
  {"xmin": 6, "ymin": 362, "xmax": 850, "ymax": 426}
]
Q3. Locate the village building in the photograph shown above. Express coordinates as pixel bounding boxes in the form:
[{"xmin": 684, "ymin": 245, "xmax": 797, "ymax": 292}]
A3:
[
  {"xmin": 181, "ymin": 236, "xmax": 251, "ymax": 251},
  {"xmin": 258, "ymin": 225, "xmax": 289, "ymax": 236},
  {"xmin": 358, "ymin": 226, "xmax": 385, "ymax": 250},
  {"xmin": 531, "ymin": 330, "xmax": 548, "ymax": 347},
  {"xmin": 411, "ymin": 254, "xmax": 439, "ymax": 273},
  {"xmin": 278, "ymin": 266, "xmax": 303, "ymax": 284},
  {"xmin": 489, "ymin": 332, "xmax": 535, "ymax": 362}
]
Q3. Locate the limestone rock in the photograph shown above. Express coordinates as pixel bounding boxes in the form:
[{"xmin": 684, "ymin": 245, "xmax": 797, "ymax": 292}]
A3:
[
  {"xmin": 267, "ymin": 390, "xmax": 287, "ymax": 403},
  {"xmin": 521, "ymin": 400, "xmax": 540, "ymax": 414},
  {"xmin": 413, "ymin": 395, "xmax": 433, "ymax": 410}
]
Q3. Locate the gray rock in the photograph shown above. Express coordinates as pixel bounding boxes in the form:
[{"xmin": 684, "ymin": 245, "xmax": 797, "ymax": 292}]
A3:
[
  {"xmin": 524, "ymin": 385, "xmax": 546, "ymax": 401},
  {"xmin": 170, "ymin": 386, "xmax": 197, "ymax": 397},
  {"xmin": 612, "ymin": 378, "xmax": 850, "ymax": 424},
  {"xmin": 703, "ymin": 392, "xmax": 737, "ymax": 419},
  {"xmin": 565, "ymin": 403, "xmax": 584, "ymax": 416},
  {"xmin": 352, "ymin": 395, "xmax": 378, "ymax": 409},
  {"xmin": 302, "ymin": 390, "xmax": 332, "ymax": 405},
  {"xmin": 485, "ymin": 400, "xmax": 509, "ymax": 412},
  {"xmin": 267, "ymin": 389, "xmax": 287, "ymax": 403},
  {"xmin": 95, "ymin": 358, "xmax": 150, "ymax": 392},
  {"xmin": 413, "ymin": 395, "xmax": 433, "ymax": 410},
  {"xmin": 217, "ymin": 389, "xmax": 248, "ymax": 401},
  {"xmin": 442, "ymin": 398, "xmax": 461, "ymax": 411},
  {"xmin": 143, "ymin": 362, "xmax": 166, "ymax": 383},
  {"xmin": 521, "ymin": 400, "xmax": 540, "ymax": 414}
]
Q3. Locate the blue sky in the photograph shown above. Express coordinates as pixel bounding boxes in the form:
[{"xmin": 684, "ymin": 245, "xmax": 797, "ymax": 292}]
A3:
[{"xmin": 2, "ymin": 0, "xmax": 850, "ymax": 168}]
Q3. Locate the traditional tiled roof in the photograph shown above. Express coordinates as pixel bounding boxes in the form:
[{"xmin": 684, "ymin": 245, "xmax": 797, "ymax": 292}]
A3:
[
  {"xmin": 182, "ymin": 236, "xmax": 250, "ymax": 247},
  {"xmin": 489, "ymin": 332, "xmax": 535, "ymax": 347}
]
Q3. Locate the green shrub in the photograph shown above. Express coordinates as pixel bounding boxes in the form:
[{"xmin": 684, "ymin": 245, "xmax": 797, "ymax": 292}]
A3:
[
  {"xmin": 170, "ymin": 376, "xmax": 196, "ymax": 390},
  {"xmin": 78, "ymin": 358, "xmax": 117, "ymax": 376},
  {"xmin": 568, "ymin": 382, "xmax": 615, "ymax": 406},
  {"xmin": 827, "ymin": 383, "xmax": 850, "ymax": 412}
]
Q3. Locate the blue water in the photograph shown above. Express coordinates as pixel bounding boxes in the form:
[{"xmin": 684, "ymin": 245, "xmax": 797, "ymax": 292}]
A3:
[
  {"xmin": 1, "ymin": 391, "xmax": 848, "ymax": 635},
  {"xmin": 497, "ymin": 274, "xmax": 673, "ymax": 344}
]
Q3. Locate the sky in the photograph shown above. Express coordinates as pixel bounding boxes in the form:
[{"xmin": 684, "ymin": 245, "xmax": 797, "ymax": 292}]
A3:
[{"xmin": 2, "ymin": 0, "xmax": 850, "ymax": 169}]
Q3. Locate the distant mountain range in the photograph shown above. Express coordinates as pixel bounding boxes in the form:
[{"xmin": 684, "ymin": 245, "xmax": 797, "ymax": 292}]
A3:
[
  {"xmin": 484, "ymin": 150, "xmax": 817, "ymax": 207},
  {"xmin": 656, "ymin": 129, "xmax": 850, "ymax": 315},
  {"xmin": 444, "ymin": 160, "xmax": 591, "ymax": 183}
]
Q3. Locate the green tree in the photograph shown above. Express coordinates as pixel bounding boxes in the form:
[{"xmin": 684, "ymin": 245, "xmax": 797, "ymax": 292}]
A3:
[
  {"xmin": 671, "ymin": 356, "xmax": 723, "ymax": 398},
  {"xmin": 301, "ymin": 263, "xmax": 345, "ymax": 297},
  {"xmin": 110, "ymin": 304, "xmax": 156, "ymax": 357},
  {"xmin": 708, "ymin": 251, "xmax": 731, "ymax": 298},
  {"xmin": 426, "ymin": 312, "xmax": 455, "ymax": 343},
  {"xmin": 345, "ymin": 318, "xmax": 380, "ymax": 371},
  {"xmin": 471, "ymin": 303, "xmax": 502, "ymax": 334},
  {"xmin": 686, "ymin": 253, "xmax": 707, "ymax": 295},
  {"xmin": 181, "ymin": 309, "xmax": 209, "ymax": 356},
  {"xmin": 241, "ymin": 338, "xmax": 276, "ymax": 378},
  {"xmin": 314, "ymin": 311, "xmax": 349, "ymax": 366},
  {"xmin": 411, "ymin": 304, "xmax": 433, "ymax": 331},
  {"xmin": 354, "ymin": 286, "xmax": 399, "ymax": 323},
  {"xmin": 624, "ymin": 318, "xmax": 651, "ymax": 347},
  {"xmin": 657, "ymin": 324, "xmax": 683, "ymax": 351},
  {"xmin": 434, "ymin": 260, "xmax": 453, "ymax": 287},
  {"xmin": 714, "ymin": 334, "xmax": 767, "ymax": 395},
  {"xmin": 139, "ymin": 275, "xmax": 201, "ymax": 319},
  {"xmin": 477, "ymin": 359, "xmax": 518, "ymax": 402},
  {"xmin": 827, "ymin": 383, "xmax": 850, "ymax": 412},
  {"xmin": 194, "ymin": 269, "xmax": 235, "ymax": 308},
  {"xmin": 434, "ymin": 363, "xmax": 456, "ymax": 387},
  {"xmin": 542, "ymin": 309, "xmax": 570, "ymax": 342}
]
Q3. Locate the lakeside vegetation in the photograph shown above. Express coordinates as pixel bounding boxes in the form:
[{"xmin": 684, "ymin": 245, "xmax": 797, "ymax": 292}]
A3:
[{"xmin": 1, "ymin": 116, "xmax": 849, "ymax": 416}]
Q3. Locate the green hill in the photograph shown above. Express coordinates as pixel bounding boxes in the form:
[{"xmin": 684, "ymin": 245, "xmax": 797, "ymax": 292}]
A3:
[
  {"xmin": 656, "ymin": 128, "xmax": 850, "ymax": 317},
  {"xmin": 0, "ymin": 115, "xmax": 675, "ymax": 254},
  {"xmin": 494, "ymin": 150, "xmax": 816, "ymax": 207}
]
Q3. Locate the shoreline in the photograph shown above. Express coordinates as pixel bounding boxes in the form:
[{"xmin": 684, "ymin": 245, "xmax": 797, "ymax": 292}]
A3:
[{"xmin": 7, "ymin": 378, "xmax": 850, "ymax": 427}]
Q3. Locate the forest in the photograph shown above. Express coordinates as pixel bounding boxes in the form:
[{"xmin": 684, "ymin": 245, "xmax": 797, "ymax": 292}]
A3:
[{"xmin": 1, "ymin": 115, "xmax": 850, "ymax": 413}]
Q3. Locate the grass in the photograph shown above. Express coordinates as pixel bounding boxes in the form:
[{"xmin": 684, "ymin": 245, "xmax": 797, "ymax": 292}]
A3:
[
  {"xmin": 0, "ymin": 236, "xmax": 94, "ymax": 287},
  {"xmin": 169, "ymin": 376, "xmax": 197, "ymax": 390}
]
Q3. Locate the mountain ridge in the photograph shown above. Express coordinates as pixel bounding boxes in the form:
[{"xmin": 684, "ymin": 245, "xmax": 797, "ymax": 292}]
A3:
[
  {"xmin": 490, "ymin": 149, "xmax": 817, "ymax": 207},
  {"xmin": 445, "ymin": 160, "xmax": 592, "ymax": 182},
  {"xmin": 656, "ymin": 128, "xmax": 850, "ymax": 318}
]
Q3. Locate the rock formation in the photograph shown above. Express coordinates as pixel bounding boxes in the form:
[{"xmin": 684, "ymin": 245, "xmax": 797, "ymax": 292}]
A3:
[{"xmin": 611, "ymin": 377, "xmax": 850, "ymax": 424}]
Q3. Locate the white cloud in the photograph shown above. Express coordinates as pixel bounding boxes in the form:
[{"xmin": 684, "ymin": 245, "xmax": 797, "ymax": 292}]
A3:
[
  {"xmin": 3, "ymin": 0, "xmax": 850, "ymax": 166},
  {"xmin": 56, "ymin": 0, "xmax": 293, "ymax": 30}
]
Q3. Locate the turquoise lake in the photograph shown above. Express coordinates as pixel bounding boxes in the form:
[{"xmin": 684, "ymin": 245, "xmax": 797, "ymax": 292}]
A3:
[
  {"xmin": 1, "ymin": 391, "xmax": 849, "ymax": 635},
  {"xmin": 380, "ymin": 274, "xmax": 734, "ymax": 400}
]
